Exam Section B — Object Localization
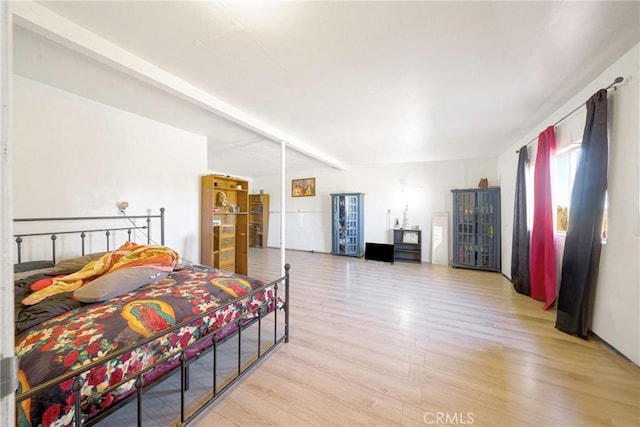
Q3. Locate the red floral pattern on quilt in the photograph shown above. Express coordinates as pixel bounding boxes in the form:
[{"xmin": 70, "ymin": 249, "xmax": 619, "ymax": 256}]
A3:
[{"xmin": 15, "ymin": 267, "xmax": 277, "ymax": 427}]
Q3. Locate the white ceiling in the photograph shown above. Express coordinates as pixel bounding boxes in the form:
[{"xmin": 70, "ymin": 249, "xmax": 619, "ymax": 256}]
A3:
[{"xmin": 13, "ymin": 1, "xmax": 640, "ymax": 177}]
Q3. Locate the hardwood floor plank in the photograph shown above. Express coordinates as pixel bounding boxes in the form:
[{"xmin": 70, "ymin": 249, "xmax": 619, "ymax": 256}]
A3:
[{"xmin": 101, "ymin": 248, "xmax": 638, "ymax": 426}]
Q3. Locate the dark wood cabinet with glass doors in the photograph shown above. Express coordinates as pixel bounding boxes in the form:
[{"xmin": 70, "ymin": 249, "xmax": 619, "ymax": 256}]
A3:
[
  {"xmin": 331, "ymin": 193, "xmax": 364, "ymax": 257},
  {"xmin": 451, "ymin": 188, "xmax": 500, "ymax": 272}
]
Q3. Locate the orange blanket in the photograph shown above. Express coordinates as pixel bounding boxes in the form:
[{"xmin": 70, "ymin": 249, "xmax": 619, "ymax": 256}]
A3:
[{"xmin": 22, "ymin": 242, "xmax": 179, "ymax": 306}]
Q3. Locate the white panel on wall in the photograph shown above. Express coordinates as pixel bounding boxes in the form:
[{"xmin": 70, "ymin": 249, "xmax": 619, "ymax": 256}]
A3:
[
  {"xmin": 556, "ymin": 108, "xmax": 587, "ymax": 152},
  {"xmin": 594, "ymin": 57, "xmax": 640, "ymax": 366},
  {"xmin": 570, "ymin": 108, "xmax": 587, "ymax": 145},
  {"xmin": 13, "ymin": 76, "xmax": 207, "ymax": 263},
  {"xmin": 0, "ymin": 2, "xmax": 14, "ymax": 423},
  {"xmin": 289, "ymin": 211, "xmax": 331, "ymax": 252},
  {"xmin": 431, "ymin": 212, "xmax": 449, "ymax": 265},
  {"xmin": 554, "ymin": 119, "xmax": 571, "ymax": 152}
]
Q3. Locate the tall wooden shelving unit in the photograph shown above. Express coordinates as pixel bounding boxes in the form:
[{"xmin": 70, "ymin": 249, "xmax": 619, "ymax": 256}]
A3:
[
  {"xmin": 249, "ymin": 193, "xmax": 269, "ymax": 248},
  {"xmin": 201, "ymin": 174, "xmax": 249, "ymax": 275}
]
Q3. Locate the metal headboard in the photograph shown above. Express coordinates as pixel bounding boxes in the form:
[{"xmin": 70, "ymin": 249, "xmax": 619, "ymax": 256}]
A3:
[{"xmin": 13, "ymin": 208, "xmax": 165, "ymax": 264}]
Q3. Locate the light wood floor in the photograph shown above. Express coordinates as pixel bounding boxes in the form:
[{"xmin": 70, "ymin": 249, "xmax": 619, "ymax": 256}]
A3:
[
  {"xmin": 100, "ymin": 248, "xmax": 640, "ymax": 426},
  {"xmin": 194, "ymin": 248, "xmax": 639, "ymax": 427}
]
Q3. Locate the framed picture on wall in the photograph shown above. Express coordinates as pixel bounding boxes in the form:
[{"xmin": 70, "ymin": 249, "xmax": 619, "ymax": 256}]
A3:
[
  {"xmin": 292, "ymin": 178, "xmax": 315, "ymax": 197},
  {"xmin": 403, "ymin": 230, "xmax": 420, "ymax": 244}
]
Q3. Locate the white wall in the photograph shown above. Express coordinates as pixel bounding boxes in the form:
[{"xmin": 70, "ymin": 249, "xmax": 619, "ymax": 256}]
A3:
[
  {"xmin": 498, "ymin": 44, "xmax": 640, "ymax": 365},
  {"xmin": 12, "ymin": 76, "xmax": 208, "ymax": 263},
  {"xmin": 252, "ymin": 158, "xmax": 497, "ymax": 263},
  {"xmin": 1, "ymin": 2, "xmax": 14, "ymax": 423}
]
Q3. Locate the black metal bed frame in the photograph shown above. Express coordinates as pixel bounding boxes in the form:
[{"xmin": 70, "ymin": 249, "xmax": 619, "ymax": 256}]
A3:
[
  {"xmin": 13, "ymin": 209, "xmax": 290, "ymax": 426},
  {"xmin": 14, "ymin": 208, "xmax": 166, "ymax": 264}
]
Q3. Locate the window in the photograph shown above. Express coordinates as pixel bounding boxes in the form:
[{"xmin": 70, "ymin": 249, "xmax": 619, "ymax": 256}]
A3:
[
  {"xmin": 555, "ymin": 146, "xmax": 608, "ymax": 239},
  {"xmin": 556, "ymin": 146, "xmax": 580, "ymax": 233}
]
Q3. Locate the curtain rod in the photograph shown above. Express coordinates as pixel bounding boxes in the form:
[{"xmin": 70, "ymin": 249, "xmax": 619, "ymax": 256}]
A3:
[{"xmin": 516, "ymin": 76, "xmax": 624, "ymax": 153}]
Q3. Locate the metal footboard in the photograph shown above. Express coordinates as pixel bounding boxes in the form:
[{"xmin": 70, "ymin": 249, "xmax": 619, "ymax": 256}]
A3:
[
  {"xmin": 13, "ymin": 209, "xmax": 290, "ymax": 426},
  {"xmin": 15, "ymin": 264, "xmax": 290, "ymax": 426}
]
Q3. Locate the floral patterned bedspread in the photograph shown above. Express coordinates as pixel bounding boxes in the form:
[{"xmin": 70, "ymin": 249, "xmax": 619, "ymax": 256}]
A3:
[{"xmin": 15, "ymin": 266, "xmax": 277, "ymax": 427}]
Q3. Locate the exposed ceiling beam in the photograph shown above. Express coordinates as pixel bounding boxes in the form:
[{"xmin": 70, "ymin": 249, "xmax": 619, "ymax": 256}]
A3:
[{"xmin": 10, "ymin": 0, "xmax": 347, "ymax": 170}]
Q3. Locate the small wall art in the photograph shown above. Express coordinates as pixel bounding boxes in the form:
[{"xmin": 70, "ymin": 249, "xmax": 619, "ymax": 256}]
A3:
[
  {"xmin": 403, "ymin": 230, "xmax": 420, "ymax": 244},
  {"xmin": 292, "ymin": 178, "xmax": 316, "ymax": 197}
]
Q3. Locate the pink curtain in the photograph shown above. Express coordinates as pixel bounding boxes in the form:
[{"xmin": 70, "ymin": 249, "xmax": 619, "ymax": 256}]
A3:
[{"xmin": 530, "ymin": 126, "xmax": 556, "ymax": 309}]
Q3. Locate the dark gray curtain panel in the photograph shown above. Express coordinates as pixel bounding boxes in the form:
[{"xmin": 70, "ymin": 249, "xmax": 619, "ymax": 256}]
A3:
[
  {"xmin": 556, "ymin": 89, "xmax": 608, "ymax": 337},
  {"xmin": 511, "ymin": 146, "xmax": 530, "ymax": 296}
]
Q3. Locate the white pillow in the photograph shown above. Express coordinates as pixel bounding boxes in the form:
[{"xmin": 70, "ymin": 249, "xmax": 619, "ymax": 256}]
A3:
[{"xmin": 74, "ymin": 267, "xmax": 168, "ymax": 303}]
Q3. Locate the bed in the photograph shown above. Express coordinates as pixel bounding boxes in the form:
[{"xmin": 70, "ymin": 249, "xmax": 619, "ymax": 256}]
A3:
[{"xmin": 12, "ymin": 209, "xmax": 290, "ymax": 426}]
